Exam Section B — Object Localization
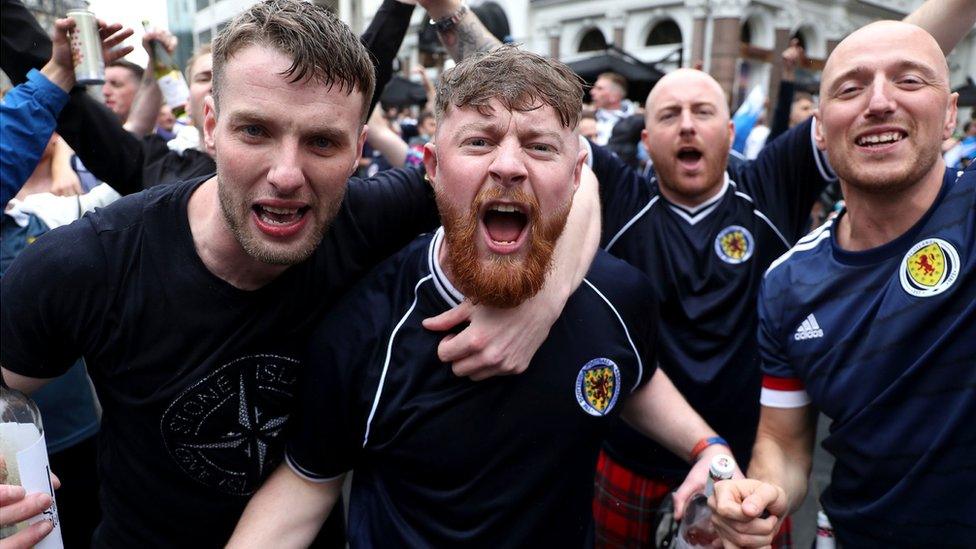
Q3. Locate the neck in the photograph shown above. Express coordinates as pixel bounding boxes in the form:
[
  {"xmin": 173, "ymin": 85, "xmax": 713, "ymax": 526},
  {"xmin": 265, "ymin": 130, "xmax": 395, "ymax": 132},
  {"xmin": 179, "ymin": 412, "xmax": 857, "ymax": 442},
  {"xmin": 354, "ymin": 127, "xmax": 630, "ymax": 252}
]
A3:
[
  {"xmin": 187, "ymin": 177, "xmax": 288, "ymax": 290},
  {"xmin": 836, "ymin": 162, "xmax": 947, "ymax": 252},
  {"xmin": 657, "ymin": 174, "xmax": 727, "ymax": 210},
  {"xmin": 436, "ymin": 238, "xmax": 460, "ymax": 291}
]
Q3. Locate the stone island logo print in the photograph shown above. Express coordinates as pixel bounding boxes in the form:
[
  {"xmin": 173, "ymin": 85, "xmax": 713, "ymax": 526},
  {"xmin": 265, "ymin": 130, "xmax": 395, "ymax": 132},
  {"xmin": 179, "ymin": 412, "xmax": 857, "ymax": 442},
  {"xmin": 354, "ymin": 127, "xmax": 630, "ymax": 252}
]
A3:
[
  {"xmin": 899, "ymin": 238, "xmax": 960, "ymax": 297},
  {"xmin": 160, "ymin": 354, "xmax": 299, "ymax": 495},
  {"xmin": 575, "ymin": 358, "xmax": 621, "ymax": 417},
  {"xmin": 714, "ymin": 225, "xmax": 754, "ymax": 264}
]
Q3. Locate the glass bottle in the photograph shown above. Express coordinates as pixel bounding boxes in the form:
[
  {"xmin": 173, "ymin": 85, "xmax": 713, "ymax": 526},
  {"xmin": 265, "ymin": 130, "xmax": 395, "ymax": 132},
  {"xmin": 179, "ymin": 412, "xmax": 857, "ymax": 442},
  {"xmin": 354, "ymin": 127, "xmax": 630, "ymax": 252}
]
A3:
[
  {"xmin": 0, "ymin": 385, "xmax": 63, "ymax": 548},
  {"xmin": 674, "ymin": 453, "xmax": 736, "ymax": 549},
  {"xmin": 143, "ymin": 21, "xmax": 190, "ymax": 118}
]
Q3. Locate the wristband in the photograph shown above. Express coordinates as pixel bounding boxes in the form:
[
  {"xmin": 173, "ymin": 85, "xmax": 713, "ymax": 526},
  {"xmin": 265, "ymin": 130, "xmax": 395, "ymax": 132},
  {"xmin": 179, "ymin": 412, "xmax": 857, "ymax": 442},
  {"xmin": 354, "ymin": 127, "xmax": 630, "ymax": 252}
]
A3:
[
  {"xmin": 430, "ymin": 3, "xmax": 468, "ymax": 33},
  {"xmin": 690, "ymin": 436, "xmax": 728, "ymax": 462}
]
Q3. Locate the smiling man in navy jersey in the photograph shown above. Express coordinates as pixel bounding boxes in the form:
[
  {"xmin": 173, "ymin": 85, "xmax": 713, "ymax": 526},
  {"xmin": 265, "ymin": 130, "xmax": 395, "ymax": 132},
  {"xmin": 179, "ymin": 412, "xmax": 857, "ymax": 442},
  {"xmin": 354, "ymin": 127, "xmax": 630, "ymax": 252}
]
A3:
[
  {"xmin": 226, "ymin": 46, "xmax": 733, "ymax": 548},
  {"xmin": 711, "ymin": 9, "xmax": 976, "ymax": 548}
]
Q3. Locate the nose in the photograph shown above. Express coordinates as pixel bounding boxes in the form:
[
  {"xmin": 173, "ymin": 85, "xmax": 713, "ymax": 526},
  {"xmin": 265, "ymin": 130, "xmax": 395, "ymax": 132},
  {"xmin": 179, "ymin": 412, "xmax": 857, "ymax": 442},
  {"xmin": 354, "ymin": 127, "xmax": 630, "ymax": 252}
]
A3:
[
  {"xmin": 488, "ymin": 139, "xmax": 528, "ymax": 189},
  {"xmin": 865, "ymin": 75, "xmax": 896, "ymax": 119},
  {"xmin": 266, "ymin": 140, "xmax": 306, "ymax": 195},
  {"xmin": 679, "ymin": 108, "xmax": 696, "ymax": 137}
]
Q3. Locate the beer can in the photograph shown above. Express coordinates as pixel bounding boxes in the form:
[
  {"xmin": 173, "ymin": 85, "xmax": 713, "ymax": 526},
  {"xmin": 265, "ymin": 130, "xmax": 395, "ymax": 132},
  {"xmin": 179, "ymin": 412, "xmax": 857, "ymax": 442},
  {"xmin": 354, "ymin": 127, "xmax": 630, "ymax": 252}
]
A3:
[{"xmin": 67, "ymin": 9, "xmax": 105, "ymax": 85}]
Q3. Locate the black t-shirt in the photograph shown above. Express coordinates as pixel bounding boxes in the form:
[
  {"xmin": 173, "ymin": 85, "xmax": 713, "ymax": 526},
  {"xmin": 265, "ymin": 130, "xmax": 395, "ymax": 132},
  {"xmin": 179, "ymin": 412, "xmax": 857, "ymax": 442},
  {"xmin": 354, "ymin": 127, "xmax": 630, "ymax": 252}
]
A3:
[
  {"xmin": 286, "ymin": 229, "xmax": 658, "ymax": 546},
  {"xmin": 591, "ymin": 118, "xmax": 836, "ymax": 477},
  {"xmin": 0, "ymin": 169, "xmax": 438, "ymax": 547}
]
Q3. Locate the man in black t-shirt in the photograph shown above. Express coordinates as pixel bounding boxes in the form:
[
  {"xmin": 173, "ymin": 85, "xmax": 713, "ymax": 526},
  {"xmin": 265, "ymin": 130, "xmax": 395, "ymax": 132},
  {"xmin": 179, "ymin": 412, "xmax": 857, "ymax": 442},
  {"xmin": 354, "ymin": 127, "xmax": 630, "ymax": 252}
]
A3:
[
  {"xmin": 226, "ymin": 46, "xmax": 733, "ymax": 548},
  {"xmin": 0, "ymin": 1, "xmax": 595, "ymax": 547}
]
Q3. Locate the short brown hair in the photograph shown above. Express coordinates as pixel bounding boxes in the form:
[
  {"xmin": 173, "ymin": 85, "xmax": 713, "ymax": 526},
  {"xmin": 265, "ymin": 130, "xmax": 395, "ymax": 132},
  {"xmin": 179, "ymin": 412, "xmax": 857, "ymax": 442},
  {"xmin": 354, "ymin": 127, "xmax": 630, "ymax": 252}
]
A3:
[
  {"xmin": 434, "ymin": 44, "xmax": 584, "ymax": 129},
  {"xmin": 211, "ymin": 0, "xmax": 375, "ymax": 122},
  {"xmin": 185, "ymin": 43, "xmax": 213, "ymax": 82},
  {"xmin": 108, "ymin": 59, "xmax": 144, "ymax": 81},
  {"xmin": 597, "ymin": 72, "xmax": 627, "ymax": 95}
]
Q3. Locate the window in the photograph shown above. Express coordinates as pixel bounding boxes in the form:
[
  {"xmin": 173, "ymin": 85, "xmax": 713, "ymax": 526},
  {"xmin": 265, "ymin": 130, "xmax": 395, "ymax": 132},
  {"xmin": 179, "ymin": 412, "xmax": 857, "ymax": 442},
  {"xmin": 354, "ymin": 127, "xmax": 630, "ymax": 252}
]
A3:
[
  {"xmin": 646, "ymin": 19, "xmax": 681, "ymax": 46},
  {"xmin": 578, "ymin": 28, "xmax": 607, "ymax": 52}
]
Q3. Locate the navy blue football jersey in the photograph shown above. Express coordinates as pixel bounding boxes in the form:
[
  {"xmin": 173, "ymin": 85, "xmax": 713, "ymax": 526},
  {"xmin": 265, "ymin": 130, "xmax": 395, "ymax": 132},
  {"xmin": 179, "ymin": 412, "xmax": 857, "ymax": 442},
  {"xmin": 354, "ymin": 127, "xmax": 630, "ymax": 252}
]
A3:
[
  {"xmin": 591, "ymin": 118, "xmax": 836, "ymax": 476},
  {"xmin": 286, "ymin": 228, "xmax": 658, "ymax": 546},
  {"xmin": 759, "ymin": 167, "xmax": 976, "ymax": 546}
]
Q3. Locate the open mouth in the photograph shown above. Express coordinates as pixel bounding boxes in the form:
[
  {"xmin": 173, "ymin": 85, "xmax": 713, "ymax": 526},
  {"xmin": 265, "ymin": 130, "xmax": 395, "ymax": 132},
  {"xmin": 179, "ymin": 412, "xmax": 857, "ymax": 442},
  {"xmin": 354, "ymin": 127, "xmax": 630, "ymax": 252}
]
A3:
[
  {"xmin": 855, "ymin": 130, "xmax": 907, "ymax": 148},
  {"xmin": 482, "ymin": 203, "xmax": 529, "ymax": 252},
  {"xmin": 676, "ymin": 147, "xmax": 704, "ymax": 169},
  {"xmin": 252, "ymin": 204, "xmax": 310, "ymax": 237}
]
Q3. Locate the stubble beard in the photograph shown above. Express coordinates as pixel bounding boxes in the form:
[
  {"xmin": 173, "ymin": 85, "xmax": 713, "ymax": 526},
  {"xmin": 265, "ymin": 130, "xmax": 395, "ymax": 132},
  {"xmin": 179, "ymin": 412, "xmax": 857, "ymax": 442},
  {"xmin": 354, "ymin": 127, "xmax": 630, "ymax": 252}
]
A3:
[
  {"xmin": 437, "ymin": 185, "xmax": 571, "ymax": 309},
  {"xmin": 832, "ymin": 136, "xmax": 942, "ymax": 197},
  {"xmin": 217, "ymin": 175, "xmax": 341, "ymax": 266}
]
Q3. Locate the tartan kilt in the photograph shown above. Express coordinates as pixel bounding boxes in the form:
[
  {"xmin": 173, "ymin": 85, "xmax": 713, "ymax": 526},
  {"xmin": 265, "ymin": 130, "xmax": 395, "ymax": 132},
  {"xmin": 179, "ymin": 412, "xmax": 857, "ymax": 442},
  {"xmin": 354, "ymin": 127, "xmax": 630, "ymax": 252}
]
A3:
[{"xmin": 593, "ymin": 449, "xmax": 793, "ymax": 548}]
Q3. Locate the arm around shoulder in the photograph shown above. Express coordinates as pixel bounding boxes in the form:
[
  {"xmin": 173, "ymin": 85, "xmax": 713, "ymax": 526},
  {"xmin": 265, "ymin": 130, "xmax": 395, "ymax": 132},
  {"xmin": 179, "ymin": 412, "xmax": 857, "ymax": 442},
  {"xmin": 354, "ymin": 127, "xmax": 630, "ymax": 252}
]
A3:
[{"xmin": 226, "ymin": 463, "xmax": 343, "ymax": 549}]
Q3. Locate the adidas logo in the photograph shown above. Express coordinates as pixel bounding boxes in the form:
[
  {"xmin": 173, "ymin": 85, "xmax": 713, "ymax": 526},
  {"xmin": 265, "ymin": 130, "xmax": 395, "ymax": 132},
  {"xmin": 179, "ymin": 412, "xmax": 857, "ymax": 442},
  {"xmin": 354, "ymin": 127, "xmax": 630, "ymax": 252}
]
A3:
[{"xmin": 794, "ymin": 313, "xmax": 824, "ymax": 341}]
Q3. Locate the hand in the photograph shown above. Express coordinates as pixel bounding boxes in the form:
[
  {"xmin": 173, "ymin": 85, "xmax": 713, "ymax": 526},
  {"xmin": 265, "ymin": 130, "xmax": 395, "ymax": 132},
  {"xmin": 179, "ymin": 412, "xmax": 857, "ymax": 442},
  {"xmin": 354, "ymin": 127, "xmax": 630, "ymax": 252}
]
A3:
[
  {"xmin": 0, "ymin": 485, "xmax": 54, "ymax": 549},
  {"xmin": 780, "ymin": 38, "xmax": 804, "ymax": 81},
  {"xmin": 708, "ymin": 478, "xmax": 788, "ymax": 548},
  {"xmin": 142, "ymin": 27, "xmax": 177, "ymax": 59},
  {"xmin": 46, "ymin": 17, "xmax": 134, "ymax": 91},
  {"xmin": 415, "ymin": 0, "xmax": 463, "ymax": 20},
  {"xmin": 50, "ymin": 171, "xmax": 83, "ymax": 196},
  {"xmin": 672, "ymin": 445, "xmax": 743, "ymax": 520},
  {"xmin": 422, "ymin": 296, "xmax": 557, "ymax": 381}
]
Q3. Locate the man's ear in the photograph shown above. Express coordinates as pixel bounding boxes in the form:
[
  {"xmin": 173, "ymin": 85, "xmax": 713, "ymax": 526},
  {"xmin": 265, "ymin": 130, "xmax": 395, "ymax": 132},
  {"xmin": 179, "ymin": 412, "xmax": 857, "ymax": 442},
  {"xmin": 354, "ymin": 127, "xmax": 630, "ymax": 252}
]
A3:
[
  {"xmin": 351, "ymin": 124, "xmax": 368, "ymax": 177},
  {"xmin": 422, "ymin": 142, "xmax": 438, "ymax": 187},
  {"xmin": 203, "ymin": 96, "xmax": 217, "ymax": 152},
  {"xmin": 727, "ymin": 119, "xmax": 735, "ymax": 149},
  {"xmin": 943, "ymin": 92, "xmax": 959, "ymax": 140},
  {"xmin": 572, "ymin": 146, "xmax": 586, "ymax": 193},
  {"xmin": 813, "ymin": 108, "xmax": 827, "ymax": 152}
]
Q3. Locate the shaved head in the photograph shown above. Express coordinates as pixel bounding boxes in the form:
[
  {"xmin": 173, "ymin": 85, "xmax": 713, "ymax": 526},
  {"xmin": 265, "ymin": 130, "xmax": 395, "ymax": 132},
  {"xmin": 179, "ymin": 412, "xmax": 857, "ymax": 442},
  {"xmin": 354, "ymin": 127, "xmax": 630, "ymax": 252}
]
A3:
[
  {"xmin": 816, "ymin": 19, "xmax": 956, "ymax": 196},
  {"xmin": 646, "ymin": 69, "xmax": 730, "ymax": 122},
  {"xmin": 821, "ymin": 21, "xmax": 950, "ymax": 100}
]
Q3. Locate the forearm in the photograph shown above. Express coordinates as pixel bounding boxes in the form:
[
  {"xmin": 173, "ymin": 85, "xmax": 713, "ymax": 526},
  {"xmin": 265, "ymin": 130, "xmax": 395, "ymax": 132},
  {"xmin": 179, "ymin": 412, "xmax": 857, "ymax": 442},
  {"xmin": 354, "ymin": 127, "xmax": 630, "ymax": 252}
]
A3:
[
  {"xmin": 746, "ymin": 406, "xmax": 816, "ymax": 513},
  {"xmin": 58, "ymin": 90, "xmax": 147, "ymax": 194},
  {"xmin": 0, "ymin": 70, "xmax": 69, "ymax": 196},
  {"xmin": 124, "ymin": 70, "xmax": 164, "ymax": 136},
  {"xmin": 428, "ymin": 0, "xmax": 501, "ymax": 62},
  {"xmin": 623, "ymin": 368, "xmax": 719, "ymax": 462},
  {"xmin": 367, "ymin": 110, "xmax": 408, "ymax": 168},
  {"xmin": 361, "ymin": 0, "xmax": 416, "ymax": 116},
  {"xmin": 226, "ymin": 464, "xmax": 341, "ymax": 549},
  {"xmin": 767, "ymin": 80, "xmax": 794, "ymax": 142},
  {"xmin": 552, "ymin": 164, "xmax": 600, "ymax": 293},
  {"xmin": 904, "ymin": 0, "xmax": 976, "ymax": 55}
]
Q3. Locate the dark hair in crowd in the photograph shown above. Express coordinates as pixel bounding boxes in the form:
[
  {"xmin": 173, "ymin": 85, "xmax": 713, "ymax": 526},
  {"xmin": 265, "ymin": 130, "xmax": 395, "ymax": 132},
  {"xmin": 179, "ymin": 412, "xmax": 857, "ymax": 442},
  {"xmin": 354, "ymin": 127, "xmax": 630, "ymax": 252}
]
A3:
[
  {"xmin": 108, "ymin": 59, "xmax": 144, "ymax": 81},
  {"xmin": 434, "ymin": 44, "xmax": 584, "ymax": 129},
  {"xmin": 793, "ymin": 90, "xmax": 814, "ymax": 105},
  {"xmin": 210, "ymin": 0, "xmax": 375, "ymax": 122},
  {"xmin": 597, "ymin": 71, "xmax": 628, "ymax": 95}
]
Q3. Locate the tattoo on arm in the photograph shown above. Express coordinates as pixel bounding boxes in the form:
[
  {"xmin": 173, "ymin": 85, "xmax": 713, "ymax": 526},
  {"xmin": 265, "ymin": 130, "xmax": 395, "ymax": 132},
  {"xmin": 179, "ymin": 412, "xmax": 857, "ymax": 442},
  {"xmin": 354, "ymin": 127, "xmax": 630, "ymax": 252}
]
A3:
[{"xmin": 439, "ymin": 15, "xmax": 501, "ymax": 61}]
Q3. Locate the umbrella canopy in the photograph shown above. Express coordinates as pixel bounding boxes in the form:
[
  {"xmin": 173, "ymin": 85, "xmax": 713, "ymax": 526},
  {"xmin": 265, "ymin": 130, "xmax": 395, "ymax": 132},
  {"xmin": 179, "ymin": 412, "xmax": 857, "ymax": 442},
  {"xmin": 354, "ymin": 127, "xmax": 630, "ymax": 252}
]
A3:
[
  {"xmin": 380, "ymin": 75, "xmax": 428, "ymax": 109},
  {"xmin": 953, "ymin": 77, "xmax": 976, "ymax": 107},
  {"xmin": 567, "ymin": 51, "xmax": 665, "ymax": 103}
]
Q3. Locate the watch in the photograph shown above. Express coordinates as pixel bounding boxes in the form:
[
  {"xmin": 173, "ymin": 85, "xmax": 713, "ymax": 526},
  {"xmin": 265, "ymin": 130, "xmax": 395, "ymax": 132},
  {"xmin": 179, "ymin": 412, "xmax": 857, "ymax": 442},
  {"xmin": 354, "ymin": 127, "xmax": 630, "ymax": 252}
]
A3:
[{"xmin": 430, "ymin": 2, "xmax": 468, "ymax": 33}]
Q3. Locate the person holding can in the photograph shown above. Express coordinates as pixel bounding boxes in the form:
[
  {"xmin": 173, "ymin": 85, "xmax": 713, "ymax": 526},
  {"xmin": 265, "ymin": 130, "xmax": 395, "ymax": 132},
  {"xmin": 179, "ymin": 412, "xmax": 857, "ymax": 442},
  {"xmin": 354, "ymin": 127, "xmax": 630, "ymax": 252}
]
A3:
[{"xmin": 0, "ymin": 16, "xmax": 131, "ymax": 208}]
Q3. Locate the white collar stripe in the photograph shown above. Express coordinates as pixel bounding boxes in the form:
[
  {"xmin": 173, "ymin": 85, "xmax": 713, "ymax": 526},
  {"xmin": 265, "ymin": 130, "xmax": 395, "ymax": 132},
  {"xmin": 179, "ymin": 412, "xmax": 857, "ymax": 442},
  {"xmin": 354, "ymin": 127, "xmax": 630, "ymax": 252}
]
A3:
[
  {"xmin": 581, "ymin": 278, "xmax": 644, "ymax": 391},
  {"xmin": 363, "ymin": 274, "xmax": 434, "ymax": 448}
]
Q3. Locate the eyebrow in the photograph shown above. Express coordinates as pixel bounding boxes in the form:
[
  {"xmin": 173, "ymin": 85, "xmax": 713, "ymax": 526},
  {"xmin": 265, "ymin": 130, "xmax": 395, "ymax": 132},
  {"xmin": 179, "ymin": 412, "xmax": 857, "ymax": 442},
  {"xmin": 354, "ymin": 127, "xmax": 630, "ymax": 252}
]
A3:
[
  {"xmin": 829, "ymin": 60, "xmax": 942, "ymax": 91},
  {"xmin": 227, "ymin": 110, "xmax": 351, "ymax": 145}
]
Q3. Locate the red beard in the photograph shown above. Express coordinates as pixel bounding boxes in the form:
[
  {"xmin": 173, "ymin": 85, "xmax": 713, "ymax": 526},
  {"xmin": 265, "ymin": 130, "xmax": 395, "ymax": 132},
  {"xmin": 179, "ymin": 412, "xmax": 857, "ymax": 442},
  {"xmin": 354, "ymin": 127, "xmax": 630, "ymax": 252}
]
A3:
[{"xmin": 436, "ymin": 184, "xmax": 570, "ymax": 308}]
